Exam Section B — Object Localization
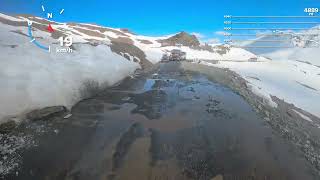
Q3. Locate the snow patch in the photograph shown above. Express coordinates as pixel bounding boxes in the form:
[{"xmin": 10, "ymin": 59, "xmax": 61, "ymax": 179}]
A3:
[
  {"xmin": 0, "ymin": 13, "xmax": 24, "ymax": 22},
  {"xmin": 202, "ymin": 60, "xmax": 320, "ymax": 117},
  {"xmin": 292, "ymin": 109, "xmax": 313, "ymax": 122}
]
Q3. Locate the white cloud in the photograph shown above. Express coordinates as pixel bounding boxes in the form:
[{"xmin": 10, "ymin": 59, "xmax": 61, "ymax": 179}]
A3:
[
  {"xmin": 206, "ymin": 38, "xmax": 220, "ymax": 44},
  {"xmin": 191, "ymin": 32, "xmax": 205, "ymax": 39},
  {"xmin": 215, "ymin": 31, "xmax": 226, "ymax": 36}
]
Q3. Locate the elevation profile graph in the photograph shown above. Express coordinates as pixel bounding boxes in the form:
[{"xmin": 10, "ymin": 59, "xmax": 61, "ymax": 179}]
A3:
[{"xmin": 223, "ymin": 14, "xmax": 320, "ymax": 49}]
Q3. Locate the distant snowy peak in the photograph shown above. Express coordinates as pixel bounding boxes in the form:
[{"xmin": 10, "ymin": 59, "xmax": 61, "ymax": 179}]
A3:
[
  {"xmin": 252, "ymin": 27, "xmax": 320, "ymax": 67},
  {"xmin": 240, "ymin": 27, "xmax": 320, "ymax": 55},
  {"xmin": 158, "ymin": 31, "xmax": 201, "ymax": 47}
]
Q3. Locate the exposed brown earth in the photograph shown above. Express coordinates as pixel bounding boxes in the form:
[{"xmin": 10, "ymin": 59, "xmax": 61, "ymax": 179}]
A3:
[
  {"xmin": 0, "ymin": 16, "xmax": 66, "ymax": 39},
  {"xmin": 17, "ymin": 15, "xmax": 60, "ymax": 25},
  {"xmin": 0, "ymin": 16, "xmax": 27, "ymax": 27},
  {"xmin": 158, "ymin": 32, "xmax": 200, "ymax": 47},
  {"xmin": 68, "ymin": 23, "xmax": 130, "ymax": 37},
  {"xmin": 120, "ymin": 28, "xmax": 135, "ymax": 35},
  {"xmin": 73, "ymin": 27, "xmax": 105, "ymax": 38},
  {"xmin": 109, "ymin": 38, "xmax": 153, "ymax": 70},
  {"xmin": 109, "ymin": 37, "xmax": 134, "ymax": 45}
]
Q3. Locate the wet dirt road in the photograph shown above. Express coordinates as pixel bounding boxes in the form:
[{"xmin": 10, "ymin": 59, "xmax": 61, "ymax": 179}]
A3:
[{"xmin": 7, "ymin": 62, "xmax": 319, "ymax": 180}]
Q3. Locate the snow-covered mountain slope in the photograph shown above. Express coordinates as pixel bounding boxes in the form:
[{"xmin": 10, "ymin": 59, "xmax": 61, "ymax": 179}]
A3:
[
  {"xmin": 126, "ymin": 32, "xmax": 258, "ymax": 62},
  {"xmin": 0, "ymin": 13, "xmax": 262, "ymax": 123},
  {"xmin": 194, "ymin": 27, "xmax": 320, "ymax": 118},
  {"xmin": 264, "ymin": 47, "xmax": 320, "ymax": 67},
  {"xmin": 200, "ymin": 50, "xmax": 320, "ymax": 118},
  {"xmin": 242, "ymin": 27, "xmax": 320, "ymax": 67}
]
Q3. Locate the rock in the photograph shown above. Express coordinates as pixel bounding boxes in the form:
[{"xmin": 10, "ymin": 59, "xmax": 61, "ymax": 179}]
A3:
[
  {"xmin": 211, "ymin": 174, "xmax": 223, "ymax": 180},
  {"xmin": 194, "ymin": 95, "xmax": 200, "ymax": 99},
  {"xmin": 158, "ymin": 31, "xmax": 200, "ymax": 47},
  {"xmin": 0, "ymin": 120, "xmax": 16, "ymax": 133},
  {"xmin": 63, "ymin": 114, "xmax": 72, "ymax": 119},
  {"xmin": 264, "ymin": 117, "xmax": 271, "ymax": 122},
  {"xmin": 27, "ymin": 106, "xmax": 66, "ymax": 121},
  {"xmin": 109, "ymin": 38, "xmax": 153, "ymax": 70},
  {"xmin": 123, "ymin": 53, "xmax": 131, "ymax": 61},
  {"xmin": 264, "ymin": 110, "xmax": 270, "ymax": 117},
  {"xmin": 189, "ymin": 87, "xmax": 195, "ymax": 92},
  {"xmin": 133, "ymin": 57, "xmax": 140, "ymax": 63}
]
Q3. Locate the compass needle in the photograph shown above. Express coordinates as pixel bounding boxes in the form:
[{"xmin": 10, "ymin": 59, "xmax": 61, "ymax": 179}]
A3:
[{"xmin": 27, "ymin": 4, "xmax": 65, "ymax": 52}]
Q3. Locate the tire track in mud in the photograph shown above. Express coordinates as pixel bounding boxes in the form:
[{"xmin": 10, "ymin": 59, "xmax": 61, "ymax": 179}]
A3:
[{"xmin": 111, "ymin": 123, "xmax": 145, "ymax": 171}]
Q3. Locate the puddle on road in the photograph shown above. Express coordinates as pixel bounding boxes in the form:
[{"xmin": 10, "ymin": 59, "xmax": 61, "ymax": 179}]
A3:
[
  {"xmin": 6, "ymin": 63, "xmax": 319, "ymax": 180},
  {"xmin": 143, "ymin": 79, "xmax": 156, "ymax": 91}
]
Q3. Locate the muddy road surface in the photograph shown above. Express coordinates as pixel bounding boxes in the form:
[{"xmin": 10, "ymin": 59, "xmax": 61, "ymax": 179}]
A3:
[{"xmin": 4, "ymin": 62, "xmax": 319, "ymax": 180}]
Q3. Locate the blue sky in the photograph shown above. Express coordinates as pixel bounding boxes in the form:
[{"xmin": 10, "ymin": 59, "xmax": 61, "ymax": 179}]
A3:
[{"xmin": 0, "ymin": 0, "xmax": 319, "ymax": 42}]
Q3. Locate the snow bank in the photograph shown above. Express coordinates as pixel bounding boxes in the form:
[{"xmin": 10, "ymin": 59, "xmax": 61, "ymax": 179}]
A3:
[
  {"xmin": 0, "ymin": 23, "xmax": 139, "ymax": 123},
  {"xmin": 130, "ymin": 35, "xmax": 165, "ymax": 64},
  {"xmin": 203, "ymin": 60, "xmax": 320, "ymax": 117},
  {"xmin": 263, "ymin": 47, "xmax": 320, "ymax": 67}
]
